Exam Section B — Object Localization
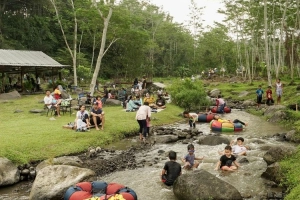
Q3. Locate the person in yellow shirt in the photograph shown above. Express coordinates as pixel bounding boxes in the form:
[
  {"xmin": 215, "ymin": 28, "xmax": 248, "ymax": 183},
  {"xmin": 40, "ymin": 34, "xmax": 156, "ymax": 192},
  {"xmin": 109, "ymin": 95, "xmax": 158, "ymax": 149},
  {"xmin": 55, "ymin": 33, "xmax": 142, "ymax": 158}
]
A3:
[
  {"xmin": 143, "ymin": 93, "xmax": 156, "ymax": 108},
  {"xmin": 213, "ymin": 115, "xmax": 248, "ymax": 126}
]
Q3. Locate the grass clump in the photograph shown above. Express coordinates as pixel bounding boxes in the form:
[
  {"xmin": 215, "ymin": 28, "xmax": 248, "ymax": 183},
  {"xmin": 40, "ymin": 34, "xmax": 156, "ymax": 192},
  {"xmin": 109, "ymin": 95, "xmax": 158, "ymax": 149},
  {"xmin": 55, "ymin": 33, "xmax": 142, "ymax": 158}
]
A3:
[{"xmin": 0, "ymin": 94, "xmax": 183, "ymax": 164}]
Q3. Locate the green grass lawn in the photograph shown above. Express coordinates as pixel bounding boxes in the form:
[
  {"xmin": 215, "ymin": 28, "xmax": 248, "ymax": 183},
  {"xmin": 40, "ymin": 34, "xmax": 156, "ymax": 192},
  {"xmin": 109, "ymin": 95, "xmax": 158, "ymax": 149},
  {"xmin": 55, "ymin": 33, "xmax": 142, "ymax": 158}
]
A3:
[{"xmin": 0, "ymin": 94, "xmax": 183, "ymax": 164}]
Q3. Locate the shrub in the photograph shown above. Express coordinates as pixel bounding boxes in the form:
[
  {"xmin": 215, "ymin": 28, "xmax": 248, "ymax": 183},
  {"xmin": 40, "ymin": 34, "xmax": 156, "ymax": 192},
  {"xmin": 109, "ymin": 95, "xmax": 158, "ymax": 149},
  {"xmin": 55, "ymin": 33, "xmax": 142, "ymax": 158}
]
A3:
[{"xmin": 168, "ymin": 79, "xmax": 209, "ymax": 111}]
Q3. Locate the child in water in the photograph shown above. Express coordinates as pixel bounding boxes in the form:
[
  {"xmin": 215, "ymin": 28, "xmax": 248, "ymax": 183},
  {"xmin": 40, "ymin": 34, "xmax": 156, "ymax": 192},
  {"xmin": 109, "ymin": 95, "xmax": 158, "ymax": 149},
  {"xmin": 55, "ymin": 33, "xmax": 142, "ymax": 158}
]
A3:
[
  {"xmin": 181, "ymin": 144, "xmax": 204, "ymax": 169},
  {"xmin": 219, "ymin": 137, "xmax": 249, "ymax": 156},
  {"xmin": 161, "ymin": 151, "xmax": 182, "ymax": 186},
  {"xmin": 215, "ymin": 145, "xmax": 240, "ymax": 171},
  {"xmin": 183, "ymin": 111, "xmax": 198, "ymax": 128}
]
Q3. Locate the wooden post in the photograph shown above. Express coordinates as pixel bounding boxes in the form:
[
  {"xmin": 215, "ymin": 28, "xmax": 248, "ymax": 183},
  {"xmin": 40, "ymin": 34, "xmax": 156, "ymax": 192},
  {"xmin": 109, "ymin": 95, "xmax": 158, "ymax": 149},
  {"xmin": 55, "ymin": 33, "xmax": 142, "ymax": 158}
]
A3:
[
  {"xmin": 21, "ymin": 68, "xmax": 24, "ymax": 92},
  {"xmin": 296, "ymin": 104, "xmax": 298, "ymax": 112},
  {"xmin": 1, "ymin": 72, "xmax": 4, "ymax": 92}
]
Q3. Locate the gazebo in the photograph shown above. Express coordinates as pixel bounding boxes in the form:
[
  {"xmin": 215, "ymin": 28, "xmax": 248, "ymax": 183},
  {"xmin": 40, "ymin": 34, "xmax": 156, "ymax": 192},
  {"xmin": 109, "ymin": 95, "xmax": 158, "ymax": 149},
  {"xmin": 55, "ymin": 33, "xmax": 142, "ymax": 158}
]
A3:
[{"xmin": 0, "ymin": 49, "xmax": 69, "ymax": 92}]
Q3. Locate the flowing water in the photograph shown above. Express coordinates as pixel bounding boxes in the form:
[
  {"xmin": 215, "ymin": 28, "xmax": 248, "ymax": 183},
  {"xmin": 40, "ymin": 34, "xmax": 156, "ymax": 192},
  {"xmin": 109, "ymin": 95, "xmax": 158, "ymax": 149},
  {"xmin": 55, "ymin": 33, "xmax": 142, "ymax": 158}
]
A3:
[{"xmin": 0, "ymin": 110, "xmax": 293, "ymax": 200}]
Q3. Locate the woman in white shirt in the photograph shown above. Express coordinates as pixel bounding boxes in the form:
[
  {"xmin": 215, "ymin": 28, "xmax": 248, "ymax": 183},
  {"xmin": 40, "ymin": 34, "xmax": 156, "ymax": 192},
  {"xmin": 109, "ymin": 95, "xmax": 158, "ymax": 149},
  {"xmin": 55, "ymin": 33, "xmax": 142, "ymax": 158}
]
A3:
[
  {"xmin": 275, "ymin": 78, "xmax": 283, "ymax": 105},
  {"xmin": 135, "ymin": 102, "xmax": 151, "ymax": 141}
]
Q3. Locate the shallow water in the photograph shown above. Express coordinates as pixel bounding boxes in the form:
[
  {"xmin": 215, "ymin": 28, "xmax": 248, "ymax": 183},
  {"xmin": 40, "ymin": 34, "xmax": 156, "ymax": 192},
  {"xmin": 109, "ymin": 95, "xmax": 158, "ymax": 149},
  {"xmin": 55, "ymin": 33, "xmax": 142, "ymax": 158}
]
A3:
[{"xmin": 0, "ymin": 110, "xmax": 293, "ymax": 200}]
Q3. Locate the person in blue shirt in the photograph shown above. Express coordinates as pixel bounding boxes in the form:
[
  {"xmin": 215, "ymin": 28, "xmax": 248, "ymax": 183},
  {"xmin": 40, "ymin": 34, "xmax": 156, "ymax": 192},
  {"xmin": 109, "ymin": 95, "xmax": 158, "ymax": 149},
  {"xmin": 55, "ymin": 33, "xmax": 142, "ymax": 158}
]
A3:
[
  {"xmin": 181, "ymin": 144, "xmax": 204, "ymax": 170},
  {"xmin": 126, "ymin": 96, "xmax": 139, "ymax": 112},
  {"xmin": 256, "ymin": 85, "xmax": 264, "ymax": 109}
]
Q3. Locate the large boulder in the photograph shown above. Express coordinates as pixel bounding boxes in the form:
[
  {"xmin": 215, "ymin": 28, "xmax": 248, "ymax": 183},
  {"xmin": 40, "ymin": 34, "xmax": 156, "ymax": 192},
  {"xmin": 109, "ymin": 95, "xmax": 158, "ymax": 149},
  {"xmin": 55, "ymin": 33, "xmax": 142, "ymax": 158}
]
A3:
[
  {"xmin": 261, "ymin": 162, "xmax": 281, "ymax": 183},
  {"xmin": 173, "ymin": 170, "xmax": 242, "ymax": 200},
  {"xmin": 105, "ymin": 98, "xmax": 122, "ymax": 106},
  {"xmin": 155, "ymin": 135, "xmax": 179, "ymax": 143},
  {"xmin": 209, "ymin": 89, "xmax": 221, "ymax": 97},
  {"xmin": 263, "ymin": 146, "xmax": 296, "ymax": 165},
  {"xmin": 263, "ymin": 105, "xmax": 286, "ymax": 117},
  {"xmin": 268, "ymin": 110, "xmax": 287, "ymax": 123},
  {"xmin": 242, "ymin": 100, "xmax": 256, "ymax": 107},
  {"xmin": 36, "ymin": 156, "xmax": 83, "ymax": 172},
  {"xmin": 283, "ymin": 130, "xmax": 300, "ymax": 142},
  {"xmin": 0, "ymin": 157, "xmax": 20, "ymax": 186},
  {"xmin": 238, "ymin": 91, "xmax": 250, "ymax": 98},
  {"xmin": 29, "ymin": 165, "xmax": 95, "ymax": 200},
  {"xmin": 198, "ymin": 136, "xmax": 230, "ymax": 146},
  {"xmin": 0, "ymin": 90, "xmax": 21, "ymax": 100}
]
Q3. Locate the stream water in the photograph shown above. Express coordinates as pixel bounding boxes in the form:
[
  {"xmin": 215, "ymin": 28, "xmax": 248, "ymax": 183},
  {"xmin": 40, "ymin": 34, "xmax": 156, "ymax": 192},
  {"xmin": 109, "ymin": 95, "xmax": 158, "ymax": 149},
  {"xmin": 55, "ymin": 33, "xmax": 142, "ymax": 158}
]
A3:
[{"xmin": 0, "ymin": 110, "xmax": 293, "ymax": 200}]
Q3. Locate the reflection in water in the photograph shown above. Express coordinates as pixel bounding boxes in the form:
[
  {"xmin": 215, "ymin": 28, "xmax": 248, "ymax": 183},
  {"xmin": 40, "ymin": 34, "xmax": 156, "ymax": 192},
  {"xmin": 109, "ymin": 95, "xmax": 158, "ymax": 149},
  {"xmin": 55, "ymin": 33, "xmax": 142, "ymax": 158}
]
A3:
[{"xmin": 0, "ymin": 110, "xmax": 292, "ymax": 200}]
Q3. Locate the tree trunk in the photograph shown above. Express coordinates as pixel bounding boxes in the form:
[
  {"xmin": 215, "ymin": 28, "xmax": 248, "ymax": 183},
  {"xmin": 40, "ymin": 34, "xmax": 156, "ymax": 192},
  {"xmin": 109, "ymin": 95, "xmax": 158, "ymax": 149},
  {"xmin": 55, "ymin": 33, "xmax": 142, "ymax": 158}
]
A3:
[
  {"xmin": 264, "ymin": 0, "xmax": 272, "ymax": 85},
  {"xmin": 89, "ymin": 7, "xmax": 113, "ymax": 96}
]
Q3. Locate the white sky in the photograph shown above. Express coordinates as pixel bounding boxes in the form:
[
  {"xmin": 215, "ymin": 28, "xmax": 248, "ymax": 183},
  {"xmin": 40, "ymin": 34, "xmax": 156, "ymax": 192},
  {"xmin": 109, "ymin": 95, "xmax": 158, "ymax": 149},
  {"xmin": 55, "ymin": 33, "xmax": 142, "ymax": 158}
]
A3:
[{"xmin": 149, "ymin": 0, "xmax": 225, "ymax": 28}]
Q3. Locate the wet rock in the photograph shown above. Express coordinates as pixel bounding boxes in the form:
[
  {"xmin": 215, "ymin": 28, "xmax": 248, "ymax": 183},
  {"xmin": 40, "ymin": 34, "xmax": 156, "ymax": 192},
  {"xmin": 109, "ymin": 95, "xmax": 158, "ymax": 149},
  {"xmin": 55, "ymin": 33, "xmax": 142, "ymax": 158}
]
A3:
[
  {"xmin": 155, "ymin": 135, "xmax": 178, "ymax": 143},
  {"xmin": 158, "ymin": 150, "xmax": 165, "ymax": 154},
  {"xmin": 249, "ymin": 139, "xmax": 265, "ymax": 144},
  {"xmin": 182, "ymin": 139, "xmax": 190, "ymax": 144},
  {"xmin": 96, "ymin": 147, "xmax": 102, "ymax": 153},
  {"xmin": 261, "ymin": 162, "xmax": 281, "ymax": 183},
  {"xmin": 283, "ymin": 130, "xmax": 299, "ymax": 142},
  {"xmin": 237, "ymin": 157, "xmax": 249, "ymax": 164},
  {"xmin": 177, "ymin": 131, "xmax": 188, "ymax": 139},
  {"xmin": 259, "ymin": 145, "xmax": 273, "ymax": 151},
  {"xmin": 198, "ymin": 135, "xmax": 230, "ymax": 146},
  {"xmin": 156, "ymin": 130, "xmax": 165, "ymax": 135},
  {"xmin": 36, "ymin": 156, "xmax": 83, "ymax": 171},
  {"xmin": 21, "ymin": 169, "xmax": 30, "ymax": 176},
  {"xmin": 29, "ymin": 165, "xmax": 95, "ymax": 200},
  {"xmin": 263, "ymin": 146, "xmax": 296, "ymax": 165},
  {"xmin": 0, "ymin": 157, "xmax": 20, "ymax": 186},
  {"xmin": 173, "ymin": 169, "xmax": 242, "ymax": 200}
]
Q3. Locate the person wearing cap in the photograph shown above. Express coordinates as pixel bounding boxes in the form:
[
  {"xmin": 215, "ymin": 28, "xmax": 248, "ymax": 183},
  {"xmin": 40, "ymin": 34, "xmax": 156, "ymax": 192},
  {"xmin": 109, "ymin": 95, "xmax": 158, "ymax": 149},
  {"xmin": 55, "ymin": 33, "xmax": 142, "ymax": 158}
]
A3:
[{"xmin": 90, "ymin": 102, "xmax": 105, "ymax": 130}]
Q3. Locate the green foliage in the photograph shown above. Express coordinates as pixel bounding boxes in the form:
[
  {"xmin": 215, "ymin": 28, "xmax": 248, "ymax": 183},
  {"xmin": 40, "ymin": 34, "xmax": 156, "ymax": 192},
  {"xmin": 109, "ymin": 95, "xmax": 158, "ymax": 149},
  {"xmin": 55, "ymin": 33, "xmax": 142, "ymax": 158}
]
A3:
[{"xmin": 168, "ymin": 79, "xmax": 209, "ymax": 111}]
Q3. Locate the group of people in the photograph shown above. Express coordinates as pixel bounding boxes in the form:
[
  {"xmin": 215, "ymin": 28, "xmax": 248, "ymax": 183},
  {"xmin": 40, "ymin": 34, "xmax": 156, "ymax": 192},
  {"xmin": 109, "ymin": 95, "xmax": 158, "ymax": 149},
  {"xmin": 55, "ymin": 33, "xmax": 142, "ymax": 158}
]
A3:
[
  {"xmin": 126, "ymin": 92, "xmax": 167, "ymax": 112},
  {"xmin": 161, "ymin": 137, "xmax": 249, "ymax": 186},
  {"xmin": 256, "ymin": 78, "xmax": 283, "ymax": 109}
]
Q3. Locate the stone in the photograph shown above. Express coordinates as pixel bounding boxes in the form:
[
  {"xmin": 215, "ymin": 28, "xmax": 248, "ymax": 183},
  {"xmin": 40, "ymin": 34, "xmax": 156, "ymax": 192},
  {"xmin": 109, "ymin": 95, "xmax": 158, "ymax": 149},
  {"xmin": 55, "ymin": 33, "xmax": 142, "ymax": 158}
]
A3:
[
  {"xmin": 29, "ymin": 109, "xmax": 45, "ymax": 113},
  {"xmin": 198, "ymin": 135, "xmax": 230, "ymax": 146},
  {"xmin": 36, "ymin": 156, "xmax": 83, "ymax": 172},
  {"xmin": 209, "ymin": 88, "xmax": 221, "ymax": 97},
  {"xmin": 14, "ymin": 110, "xmax": 23, "ymax": 113},
  {"xmin": 238, "ymin": 91, "xmax": 250, "ymax": 97},
  {"xmin": 261, "ymin": 162, "xmax": 281, "ymax": 183},
  {"xmin": 263, "ymin": 146, "xmax": 296, "ymax": 165},
  {"xmin": 268, "ymin": 110, "xmax": 287, "ymax": 123},
  {"xmin": 105, "ymin": 99, "xmax": 122, "ymax": 106},
  {"xmin": 173, "ymin": 169, "xmax": 242, "ymax": 200},
  {"xmin": 0, "ymin": 157, "xmax": 20, "ymax": 186},
  {"xmin": 0, "ymin": 90, "xmax": 21, "ymax": 100},
  {"xmin": 242, "ymin": 100, "xmax": 256, "ymax": 107},
  {"xmin": 29, "ymin": 165, "xmax": 95, "ymax": 200},
  {"xmin": 263, "ymin": 105, "xmax": 286, "ymax": 117},
  {"xmin": 283, "ymin": 130, "xmax": 296, "ymax": 142},
  {"xmin": 177, "ymin": 131, "xmax": 188, "ymax": 139},
  {"xmin": 155, "ymin": 135, "xmax": 179, "ymax": 143}
]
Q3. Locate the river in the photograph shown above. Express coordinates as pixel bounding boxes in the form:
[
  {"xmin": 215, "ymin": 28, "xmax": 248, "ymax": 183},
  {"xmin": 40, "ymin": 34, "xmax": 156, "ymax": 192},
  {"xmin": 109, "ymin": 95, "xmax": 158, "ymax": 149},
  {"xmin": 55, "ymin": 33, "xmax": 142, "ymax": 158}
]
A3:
[{"xmin": 0, "ymin": 110, "xmax": 293, "ymax": 200}]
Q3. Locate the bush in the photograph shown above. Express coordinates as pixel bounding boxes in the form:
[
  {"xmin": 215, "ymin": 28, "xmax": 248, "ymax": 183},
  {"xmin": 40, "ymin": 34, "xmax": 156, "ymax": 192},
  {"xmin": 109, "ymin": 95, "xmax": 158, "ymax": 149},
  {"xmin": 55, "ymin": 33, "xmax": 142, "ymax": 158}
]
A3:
[{"xmin": 168, "ymin": 79, "xmax": 209, "ymax": 111}]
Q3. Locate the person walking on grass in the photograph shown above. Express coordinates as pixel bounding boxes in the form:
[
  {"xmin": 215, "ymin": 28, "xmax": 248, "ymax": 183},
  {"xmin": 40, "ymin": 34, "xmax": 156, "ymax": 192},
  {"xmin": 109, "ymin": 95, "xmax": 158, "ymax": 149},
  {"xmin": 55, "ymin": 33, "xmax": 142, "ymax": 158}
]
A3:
[{"xmin": 275, "ymin": 79, "xmax": 283, "ymax": 105}]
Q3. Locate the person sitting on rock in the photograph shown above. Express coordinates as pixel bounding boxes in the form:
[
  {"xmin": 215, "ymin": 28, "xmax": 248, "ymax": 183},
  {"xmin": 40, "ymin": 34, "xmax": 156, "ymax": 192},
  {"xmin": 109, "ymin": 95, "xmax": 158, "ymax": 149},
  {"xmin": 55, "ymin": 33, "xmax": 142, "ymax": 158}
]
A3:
[
  {"xmin": 161, "ymin": 150, "xmax": 181, "ymax": 186},
  {"xmin": 44, "ymin": 90, "xmax": 61, "ymax": 117},
  {"xmin": 213, "ymin": 115, "xmax": 248, "ymax": 127},
  {"xmin": 156, "ymin": 95, "xmax": 166, "ymax": 109},
  {"xmin": 90, "ymin": 102, "xmax": 105, "ymax": 130},
  {"xmin": 74, "ymin": 105, "xmax": 90, "ymax": 131}
]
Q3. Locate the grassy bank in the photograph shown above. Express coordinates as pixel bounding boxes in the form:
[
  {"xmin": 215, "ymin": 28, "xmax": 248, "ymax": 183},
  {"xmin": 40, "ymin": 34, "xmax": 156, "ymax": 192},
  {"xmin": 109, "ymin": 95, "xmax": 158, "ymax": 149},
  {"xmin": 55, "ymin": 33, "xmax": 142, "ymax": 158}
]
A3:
[{"xmin": 0, "ymin": 94, "xmax": 183, "ymax": 164}]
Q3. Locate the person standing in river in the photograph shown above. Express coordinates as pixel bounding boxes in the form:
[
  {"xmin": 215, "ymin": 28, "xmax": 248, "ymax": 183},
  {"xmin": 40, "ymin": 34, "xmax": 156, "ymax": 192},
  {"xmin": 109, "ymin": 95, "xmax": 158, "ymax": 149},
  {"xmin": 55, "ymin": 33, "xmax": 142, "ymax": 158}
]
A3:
[{"xmin": 136, "ymin": 102, "xmax": 151, "ymax": 142}]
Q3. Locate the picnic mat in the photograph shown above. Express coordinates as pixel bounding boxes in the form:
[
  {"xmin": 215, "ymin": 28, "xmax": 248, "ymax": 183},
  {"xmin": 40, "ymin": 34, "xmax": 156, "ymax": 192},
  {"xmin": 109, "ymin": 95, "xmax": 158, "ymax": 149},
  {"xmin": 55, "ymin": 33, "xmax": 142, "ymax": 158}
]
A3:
[{"xmin": 122, "ymin": 108, "xmax": 164, "ymax": 113}]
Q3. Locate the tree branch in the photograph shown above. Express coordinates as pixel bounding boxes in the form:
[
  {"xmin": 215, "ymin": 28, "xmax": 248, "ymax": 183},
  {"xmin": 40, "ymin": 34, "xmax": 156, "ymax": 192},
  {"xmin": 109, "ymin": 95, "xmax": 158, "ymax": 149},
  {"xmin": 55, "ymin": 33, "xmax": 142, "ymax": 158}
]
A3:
[{"xmin": 103, "ymin": 38, "xmax": 119, "ymax": 56}]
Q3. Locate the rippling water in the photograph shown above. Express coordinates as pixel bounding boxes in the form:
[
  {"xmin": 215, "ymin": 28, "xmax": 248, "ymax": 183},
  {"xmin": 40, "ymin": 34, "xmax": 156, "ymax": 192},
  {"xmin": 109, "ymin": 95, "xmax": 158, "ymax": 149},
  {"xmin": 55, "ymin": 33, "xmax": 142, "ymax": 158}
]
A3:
[{"xmin": 0, "ymin": 110, "xmax": 293, "ymax": 200}]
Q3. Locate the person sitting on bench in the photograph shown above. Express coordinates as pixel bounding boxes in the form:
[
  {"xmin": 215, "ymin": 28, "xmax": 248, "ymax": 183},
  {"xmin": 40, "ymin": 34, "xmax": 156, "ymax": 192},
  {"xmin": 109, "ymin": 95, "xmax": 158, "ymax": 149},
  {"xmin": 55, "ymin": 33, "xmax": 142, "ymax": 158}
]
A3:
[{"xmin": 90, "ymin": 102, "xmax": 105, "ymax": 130}]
